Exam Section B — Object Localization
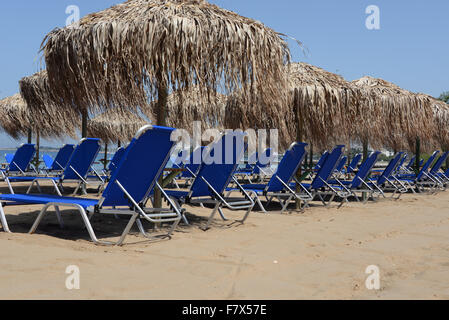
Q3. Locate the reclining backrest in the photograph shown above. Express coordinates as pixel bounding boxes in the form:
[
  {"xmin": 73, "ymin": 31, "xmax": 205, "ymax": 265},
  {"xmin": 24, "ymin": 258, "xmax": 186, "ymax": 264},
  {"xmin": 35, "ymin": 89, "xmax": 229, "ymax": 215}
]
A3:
[
  {"xmin": 101, "ymin": 126, "xmax": 176, "ymax": 207},
  {"xmin": 265, "ymin": 142, "xmax": 308, "ymax": 193},
  {"xmin": 62, "ymin": 138, "xmax": 101, "ymax": 180},
  {"xmin": 347, "ymin": 154, "xmax": 362, "ymax": 173},
  {"xmin": 335, "ymin": 156, "xmax": 348, "ymax": 173},
  {"xmin": 430, "ymin": 151, "xmax": 449, "ymax": 174},
  {"xmin": 189, "ymin": 132, "xmax": 246, "ymax": 198},
  {"xmin": 108, "ymin": 147, "xmax": 126, "ymax": 173},
  {"xmin": 9, "ymin": 144, "xmax": 36, "ymax": 173},
  {"xmin": 314, "ymin": 151, "xmax": 329, "ymax": 171},
  {"xmin": 351, "ymin": 151, "xmax": 381, "ymax": 188},
  {"xmin": 416, "ymin": 151, "xmax": 439, "ymax": 181},
  {"xmin": 51, "ymin": 144, "xmax": 75, "ymax": 171},
  {"xmin": 310, "ymin": 145, "xmax": 345, "ymax": 190},
  {"xmin": 376, "ymin": 152, "xmax": 403, "ymax": 185},
  {"xmin": 181, "ymin": 146, "xmax": 205, "ymax": 178}
]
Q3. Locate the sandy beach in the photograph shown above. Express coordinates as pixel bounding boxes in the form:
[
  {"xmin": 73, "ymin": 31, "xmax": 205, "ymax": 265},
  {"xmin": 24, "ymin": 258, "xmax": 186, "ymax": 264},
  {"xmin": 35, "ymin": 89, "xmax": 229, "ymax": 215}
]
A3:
[{"xmin": 0, "ymin": 182, "xmax": 447, "ymax": 300}]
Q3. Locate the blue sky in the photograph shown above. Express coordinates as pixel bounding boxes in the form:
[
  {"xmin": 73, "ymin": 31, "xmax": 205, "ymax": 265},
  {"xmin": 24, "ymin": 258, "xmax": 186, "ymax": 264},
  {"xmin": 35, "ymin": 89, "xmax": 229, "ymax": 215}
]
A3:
[{"xmin": 0, "ymin": 0, "xmax": 448, "ymax": 147}]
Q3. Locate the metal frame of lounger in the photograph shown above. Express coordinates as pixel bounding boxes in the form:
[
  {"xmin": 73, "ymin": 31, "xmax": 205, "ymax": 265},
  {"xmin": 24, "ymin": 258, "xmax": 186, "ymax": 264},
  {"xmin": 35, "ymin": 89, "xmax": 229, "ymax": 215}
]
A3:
[
  {"xmin": 167, "ymin": 132, "xmax": 255, "ymax": 230},
  {"xmin": 0, "ymin": 125, "xmax": 182, "ymax": 246},
  {"xmin": 344, "ymin": 153, "xmax": 362, "ymax": 177},
  {"xmin": 322, "ymin": 151, "xmax": 382, "ymax": 207},
  {"xmin": 7, "ymin": 139, "xmax": 102, "ymax": 196},
  {"xmin": 227, "ymin": 142, "xmax": 309, "ymax": 214},
  {"xmin": 395, "ymin": 151, "xmax": 440, "ymax": 193},
  {"xmin": 296, "ymin": 145, "xmax": 348, "ymax": 208},
  {"xmin": 425, "ymin": 151, "xmax": 449, "ymax": 191},
  {"xmin": 41, "ymin": 144, "xmax": 76, "ymax": 176},
  {"xmin": 1, "ymin": 144, "xmax": 36, "ymax": 174}
]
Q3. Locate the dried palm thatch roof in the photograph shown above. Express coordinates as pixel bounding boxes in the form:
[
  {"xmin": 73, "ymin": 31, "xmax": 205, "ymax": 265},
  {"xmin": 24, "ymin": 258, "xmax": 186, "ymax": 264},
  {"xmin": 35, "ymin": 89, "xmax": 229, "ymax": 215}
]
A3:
[
  {"xmin": 88, "ymin": 109, "xmax": 150, "ymax": 144},
  {"xmin": 0, "ymin": 94, "xmax": 32, "ymax": 139},
  {"xmin": 417, "ymin": 93, "xmax": 449, "ymax": 149},
  {"xmin": 41, "ymin": 0, "xmax": 291, "ymax": 123},
  {"xmin": 351, "ymin": 76, "xmax": 436, "ymax": 152},
  {"xmin": 19, "ymin": 70, "xmax": 79, "ymax": 139},
  {"xmin": 287, "ymin": 62, "xmax": 360, "ymax": 150},
  {"xmin": 225, "ymin": 62, "xmax": 360, "ymax": 151},
  {"xmin": 145, "ymin": 86, "xmax": 227, "ymax": 130}
]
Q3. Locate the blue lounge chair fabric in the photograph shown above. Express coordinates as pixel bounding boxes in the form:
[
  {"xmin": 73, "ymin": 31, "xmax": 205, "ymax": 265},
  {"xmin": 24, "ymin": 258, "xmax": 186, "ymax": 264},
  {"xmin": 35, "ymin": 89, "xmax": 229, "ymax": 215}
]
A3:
[
  {"xmin": 47, "ymin": 144, "xmax": 75, "ymax": 172},
  {"xmin": 6, "ymin": 139, "xmax": 101, "ymax": 195},
  {"xmin": 167, "ymin": 132, "xmax": 255, "ymax": 229},
  {"xmin": 396, "ymin": 151, "xmax": 440, "ymax": 191},
  {"xmin": 323, "ymin": 151, "xmax": 381, "ymax": 206},
  {"xmin": 345, "ymin": 153, "xmax": 362, "ymax": 175},
  {"xmin": 0, "ymin": 125, "xmax": 182, "ymax": 245},
  {"xmin": 295, "ymin": 145, "xmax": 346, "ymax": 207},
  {"xmin": 1, "ymin": 144, "xmax": 36, "ymax": 175},
  {"xmin": 314, "ymin": 151, "xmax": 329, "ymax": 171},
  {"xmin": 226, "ymin": 142, "xmax": 307, "ymax": 214},
  {"xmin": 5, "ymin": 154, "xmax": 14, "ymax": 165}
]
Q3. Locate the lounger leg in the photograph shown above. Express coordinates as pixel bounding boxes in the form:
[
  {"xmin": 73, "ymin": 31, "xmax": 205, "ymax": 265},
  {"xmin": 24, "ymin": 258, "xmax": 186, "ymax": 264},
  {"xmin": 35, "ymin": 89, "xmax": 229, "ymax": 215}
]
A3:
[
  {"xmin": 0, "ymin": 203, "xmax": 11, "ymax": 233},
  {"xmin": 6, "ymin": 178, "xmax": 14, "ymax": 195},
  {"xmin": 29, "ymin": 204, "xmax": 51, "ymax": 234},
  {"xmin": 203, "ymin": 202, "xmax": 220, "ymax": 231},
  {"xmin": 217, "ymin": 207, "xmax": 228, "ymax": 221},
  {"xmin": 54, "ymin": 206, "xmax": 64, "ymax": 229},
  {"xmin": 50, "ymin": 180, "xmax": 62, "ymax": 196}
]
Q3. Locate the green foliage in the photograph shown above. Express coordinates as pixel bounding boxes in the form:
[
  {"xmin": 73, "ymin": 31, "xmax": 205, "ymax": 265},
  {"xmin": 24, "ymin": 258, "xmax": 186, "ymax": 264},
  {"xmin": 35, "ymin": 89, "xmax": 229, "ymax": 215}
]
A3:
[{"xmin": 438, "ymin": 91, "xmax": 449, "ymax": 103}]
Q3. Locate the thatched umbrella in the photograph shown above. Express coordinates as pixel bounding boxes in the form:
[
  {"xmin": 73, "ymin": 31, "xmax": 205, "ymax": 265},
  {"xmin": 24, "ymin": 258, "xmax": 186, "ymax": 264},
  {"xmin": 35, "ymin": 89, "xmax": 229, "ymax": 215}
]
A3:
[
  {"xmin": 88, "ymin": 108, "xmax": 150, "ymax": 169},
  {"xmin": 88, "ymin": 108, "xmax": 150, "ymax": 144},
  {"xmin": 19, "ymin": 70, "xmax": 80, "ymax": 138},
  {"xmin": 418, "ymin": 93, "xmax": 449, "ymax": 150},
  {"xmin": 225, "ymin": 62, "xmax": 361, "ymax": 154},
  {"xmin": 41, "ymin": 0, "xmax": 292, "ymax": 207},
  {"xmin": 352, "ymin": 76, "xmax": 436, "ymax": 168},
  {"xmin": 0, "ymin": 94, "xmax": 34, "ymax": 139},
  {"xmin": 41, "ymin": 0, "xmax": 291, "ymax": 124},
  {"xmin": 152, "ymin": 86, "xmax": 227, "ymax": 131}
]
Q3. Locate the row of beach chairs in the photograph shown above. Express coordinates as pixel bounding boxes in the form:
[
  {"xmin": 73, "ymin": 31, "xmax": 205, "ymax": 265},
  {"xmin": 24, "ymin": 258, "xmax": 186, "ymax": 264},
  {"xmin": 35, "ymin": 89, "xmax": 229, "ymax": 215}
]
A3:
[{"xmin": 0, "ymin": 126, "xmax": 447, "ymax": 246}]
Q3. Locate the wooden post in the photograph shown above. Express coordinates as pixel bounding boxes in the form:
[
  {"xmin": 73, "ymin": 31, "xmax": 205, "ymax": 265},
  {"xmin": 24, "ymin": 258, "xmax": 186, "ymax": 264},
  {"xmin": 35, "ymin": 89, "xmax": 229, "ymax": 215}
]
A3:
[
  {"xmin": 362, "ymin": 139, "xmax": 369, "ymax": 162},
  {"xmin": 103, "ymin": 143, "xmax": 108, "ymax": 170},
  {"xmin": 294, "ymin": 90, "xmax": 303, "ymax": 210},
  {"xmin": 309, "ymin": 143, "xmax": 313, "ymax": 170},
  {"xmin": 81, "ymin": 110, "xmax": 88, "ymax": 138},
  {"xmin": 362, "ymin": 139, "xmax": 369, "ymax": 201},
  {"xmin": 154, "ymin": 77, "xmax": 168, "ymax": 209},
  {"xmin": 27, "ymin": 128, "xmax": 32, "ymax": 144},
  {"xmin": 415, "ymin": 137, "xmax": 421, "ymax": 174}
]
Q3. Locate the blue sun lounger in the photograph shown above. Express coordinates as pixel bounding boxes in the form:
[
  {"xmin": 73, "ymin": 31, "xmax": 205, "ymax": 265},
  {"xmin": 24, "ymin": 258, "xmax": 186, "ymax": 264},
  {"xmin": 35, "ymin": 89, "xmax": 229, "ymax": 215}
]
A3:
[
  {"xmin": 5, "ymin": 138, "xmax": 101, "ymax": 196},
  {"xmin": 334, "ymin": 156, "xmax": 348, "ymax": 175},
  {"xmin": 166, "ymin": 132, "xmax": 255, "ymax": 230},
  {"xmin": 344, "ymin": 153, "xmax": 362, "ymax": 175},
  {"xmin": 365, "ymin": 152, "xmax": 408, "ymax": 198},
  {"xmin": 314, "ymin": 151, "xmax": 329, "ymax": 172},
  {"xmin": 1, "ymin": 144, "xmax": 36, "ymax": 176},
  {"xmin": 293, "ymin": 145, "xmax": 345, "ymax": 208},
  {"xmin": 426, "ymin": 151, "xmax": 449, "ymax": 189},
  {"xmin": 227, "ymin": 142, "xmax": 308, "ymax": 214},
  {"xmin": 324, "ymin": 151, "xmax": 381, "ymax": 207},
  {"xmin": 0, "ymin": 125, "xmax": 182, "ymax": 245},
  {"xmin": 396, "ymin": 151, "xmax": 440, "ymax": 192},
  {"xmin": 5, "ymin": 154, "xmax": 14, "ymax": 165},
  {"xmin": 42, "ymin": 144, "xmax": 75, "ymax": 174},
  {"xmin": 235, "ymin": 148, "xmax": 273, "ymax": 183}
]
